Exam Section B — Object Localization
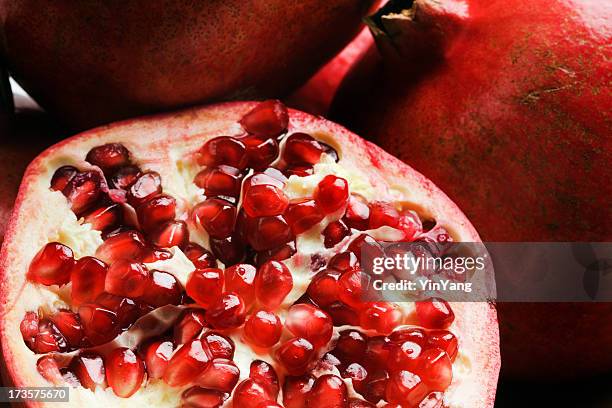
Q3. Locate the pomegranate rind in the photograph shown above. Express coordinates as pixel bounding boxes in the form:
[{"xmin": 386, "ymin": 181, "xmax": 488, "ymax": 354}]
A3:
[{"xmin": 0, "ymin": 102, "xmax": 499, "ymax": 407}]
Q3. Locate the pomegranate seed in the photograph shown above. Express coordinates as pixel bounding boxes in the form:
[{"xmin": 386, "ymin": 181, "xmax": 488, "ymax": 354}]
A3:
[
  {"xmin": 95, "ymin": 293, "xmax": 140, "ymax": 330},
  {"xmin": 308, "ymin": 374, "xmax": 348, "ymax": 408},
  {"xmin": 320, "ymin": 352, "xmax": 342, "ymax": 370},
  {"xmin": 205, "ymin": 292, "xmax": 246, "ymax": 329},
  {"xmin": 184, "ymin": 242, "xmax": 217, "ymax": 269},
  {"xmin": 193, "ymin": 198, "xmax": 236, "ymax": 239},
  {"xmin": 62, "ymin": 171, "xmax": 103, "ymax": 215},
  {"xmin": 241, "ymin": 134, "xmax": 280, "ymax": 170},
  {"xmin": 307, "ymin": 268, "xmax": 341, "ymax": 307},
  {"xmin": 256, "ymin": 241, "xmax": 297, "ymax": 266},
  {"xmin": 283, "ymin": 164, "xmax": 314, "ymax": 177},
  {"xmin": 139, "ymin": 339, "xmax": 174, "ymax": 379},
  {"xmin": 140, "ymin": 270, "xmax": 182, "ymax": 307},
  {"xmin": 83, "ymin": 203, "xmax": 122, "ymax": 231},
  {"xmin": 416, "ymin": 348, "xmax": 453, "ymax": 390},
  {"xmin": 250, "ymin": 360, "xmax": 280, "ymax": 398},
  {"xmin": 427, "ymin": 330, "xmax": 458, "ymax": 361},
  {"xmin": 243, "ymin": 184, "xmax": 289, "ymax": 218},
  {"xmin": 245, "ymin": 168, "xmax": 286, "ymax": 189},
  {"xmin": 420, "ymin": 392, "xmax": 444, "ymax": 408},
  {"xmin": 224, "ymin": 263, "xmax": 257, "ymax": 304},
  {"xmin": 137, "ymin": 195, "xmax": 176, "ymax": 232},
  {"xmin": 348, "ymin": 234, "xmax": 385, "ymax": 263},
  {"xmin": 105, "ymin": 348, "xmax": 145, "ymax": 398},
  {"xmin": 186, "ymin": 268, "xmax": 224, "ymax": 308},
  {"xmin": 50, "ymin": 165, "xmax": 77, "ymax": 191},
  {"xmin": 282, "ymin": 375, "xmax": 315, "ymax": 408},
  {"xmin": 138, "ymin": 246, "xmax": 172, "ymax": 263},
  {"xmin": 164, "ymin": 339, "xmax": 213, "ymax": 387},
  {"xmin": 27, "ymin": 242, "xmax": 74, "ymax": 286},
  {"xmin": 150, "ymin": 220, "xmax": 189, "ymax": 248},
  {"xmin": 359, "ymin": 302, "xmax": 403, "ymax": 335},
  {"xmin": 325, "ymin": 302, "xmax": 360, "ymax": 326},
  {"xmin": 256, "ymin": 260, "xmax": 293, "ymax": 309},
  {"xmin": 240, "ymin": 100, "xmax": 289, "ymax": 137},
  {"xmin": 348, "ymin": 398, "xmax": 376, "ymax": 408},
  {"xmin": 78, "ymin": 303, "xmax": 119, "ymax": 345},
  {"xmin": 109, "ymin": 165, "xmax": 141, "ymax": 189},
  {"xmin": 386, "ymin": 370, "xmax": 429, "ymax": 406},
  {"xmin": 31, "ymin": 319, "xmax": 66, "ymax": 353},
  {"xmin": 388, "ymin": 341, "xmax": 422, "ymax": 372},
  {"xmin": 20, "ymin": 312, "xmax": 40, "ymax": 347},
  {"xmin": 257, "ymin": 402, "xmax": 283, "ymax": 408},
  {"xmin": 195, "ymin": 358, "xmax": 240, "ymax": 392},
  {"xmin": 285, "ymin": 304, "xmax": 333, "ymax": 347},
  {"xmin": 343, "ymin": 194, "xmax": 370, "ymax": 230},
  {"xmin": 342, "ymin": 363, "xmax": 368, "ymax": 392},
  {"xmin": 368, "ymin": 202, "xmax": 400, "ymax": 230},
  {"xmin": 104, "ymin": 260, "xmax": 149, "ymax": 298},
  {"xmin": 398, "ymin": 210, "xmax": 423, "ymax": 240},
  {"xmin": 181, "ymin": 387, "xmax": 225, "ymax": 408},
  {"xmin": 127, "ymin": 171, "xmax": 162, "ymax": 207},
  {"xmin": 194, "ymin": 165, "xmax": 242, "ymax": 197},
  {"xmin": 388, "ymin": 327, "xmax": 427, "ymax": 346},
  {"xmin": 69, "ymin": 257, "xmax": 107, "ymax": 305},
  {"xmin": 49, "ymin": 310, "xmax": 83, "ymax": 348},
  {"xmin": 174, "ymin": 309, "xmax": 207, "ymax": 344},
  {"xmin": 86, "ymin": 143, "xmax": 131, "ymax": 172},
  {"xmin": 338, "ymin": 269, "xmax": 371, "ymax": 310},
  {"xmin": 246, "ymin": 215, "xmax": 294, "ymax": 251},
  {"xmin": 322, "ymin": 220, "xmax": 350, "ymax": 248},
  {"xmin": 361, "ymin": 369, "xmax": 388, "ymax": 404},
  {"xmin": 276, "ymin": 337, "xmax": 315, "ymax": 375},
  {"xmin": 364, "ymin": 336, "xmax": 393, "ymax": 370},
  {"xmin": 210, "ymin": 235, "xmax": 246, "ymax": 265},
  {"xmin": 69, "ymin": 352, "xmax": 106, "ymax": 391},
  {"xmin": 329, "ymin": 252, "xmax": 360, "ymax": 273},
  {"xmin": 95, "ymin": 230, "xmax": 146, "ymax": 264},
  {"xmin": 334, "ymin": 330, "xmax": 368, "ymax": 364},
  {"xmin": 282, "ymin": 133, "xmax": 325, "ymax": 165},
  {"xmin": 203, "ymin": 332, "xmax": 235, "ymax": 359},
  {"xmin": 198, "ymin": 136, "xmax": 248, "ymax": 170},
  {"xmin": 233, "ymin": 379, "xmax": 274, "ymax": 408},
  {"xmin": 36, "ymin": 355, "xmax": 64, "ymax": 385},
  {"xmin": 314, "ymin": 175, "xmax": 349, "ymax": 214},
  {"xmin": 284, "ymin": 199, "xmax": 324, "ymax": 234},
  {"xmin": 415, "ymin": 298, "xmax": 455, "ymax": 329},
  {"xmin": 244, "ymin": 309, "xmax": 282, "ymax": 348}
]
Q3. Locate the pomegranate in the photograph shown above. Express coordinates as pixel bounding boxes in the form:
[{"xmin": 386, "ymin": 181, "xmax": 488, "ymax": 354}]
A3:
[
  {"xmin": 332, "ymin": 0, "xmax": 611, "ymax": 379},
  {"xmin": 0, "ymin": 1, "xmax": 376, "ymax": 128},
  {"xmin": 0, "ymin": 100, "xmax": 498, "ymax": 406}
]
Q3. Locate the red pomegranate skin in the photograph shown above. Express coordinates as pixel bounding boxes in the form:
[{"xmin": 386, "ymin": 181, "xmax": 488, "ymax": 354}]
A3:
[
  {"xmin": 0, "ymin": 0, "xmax": 375, "ymax": 129},
  {"xmin": 333, "ymin": 0, "xmax": 612, "ymax": 379}
]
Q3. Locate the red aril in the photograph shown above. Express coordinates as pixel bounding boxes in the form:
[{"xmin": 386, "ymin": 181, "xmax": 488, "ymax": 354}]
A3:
[
  {"xmin": 61, "ymin": 171, "xmax": 103, "ymax": 215},
  {"xmin": 322, "ymin": 220, "xmax": 350, "ymax": 248},
  {"xmin": 27, "ymin": 242, "xmax": 74, "ymax": 286},
  {"xmin": 338, "ymin": 268, "xmax": 369, "ymax": 310},
  {"xmin": 183, "ymin": 242, "xmax": 217, "ymax": 269},
  {"xmin": 250, "ymin": 360, "xmax": 280, "ymax": 398},
  {"xmin": 69, "ymin": 352, "xmax": 106, "ymax": 391},
  {"xmin": 308, "ymin": 374, "xmax": 348, "ymax": 408},
  {"xmin": 325, "ymin": 301, "xmax": 360, "ymax": 327},
  {"xmin": 104, "ymin": 260, "xmax": 149, "ymax": 298},
  {"xmin": 150, "ymin": 220, "xmax": 189, "ymax": 248},
  {"xmin": 359, "ymin": 302, "xmax": 403, "ymax": 335},
  {"xmin": 196, "ymin": 358, "xmax": 240, "ymax": 393},
  {"xmin": 86, "ymin": 143, "xmax": 131, "ymax": 172},
  {"xmin": 205, "ymin": 292, "xmax": 246, "ymax": 330},
  {"xmin": 94, "ymin": 293, "xmax": 139, "ymax": 330},
  {"xmin": 139, "ymin": 339, "xmax": 174, "ymax": 379},
  {"xmin": 343, "ymin": 194, "xmax": 370, "ymax": 230},
  {"xmin": 282, "ymin": 133, "xmax": 326, "ymax": 166},
  {"xmin": 385, "ymin": 370, "xmax": 428, "ymax": 407},
  {"xmin": 181, "ymin": 387, "xmax": 225, "ymax": 408},
  {"xmin": 333, "ymin": 329, "xmax": 367, "ymax": 364},
  {"xmin": 368, "ymin": 202, "xmax": 400, "ymax": 229},
  {"xmin": 342, "ymin": 363, "xmax": 368, "ymax": 393},
  {"xmin": 95, "ymin": 230, "xmax": 146, "ymax": 264},
  {"xmin": 50, "ymin": 166, "xmax": 77, "ymax": 191},
  {"xmin": 388, "ymin": 327, "xmax": 427, "ymax": 346},
  {"xmin": 82, "ymin": 203, "xmax": 122, "ymax": 231},
  {"xmin": 127, "ymin": 171, "xmax": 162, "ymax": 207},
  {"xmin": 48, "ymin": 309, "xmax": 84, "ymax": 348},
  {"xmin": 255, "ymin": 240, "xmax": 297, "ymax": 266},
  {"xmin": 427, "ymin": 330, "xmax": 458, "ymax": 362},
  {"xmin": 198, "ymin": 136, "xmax": 248, "ymax": 170},
  {"xmin": 174, "ymin": 309, "xmax": 207, "ymax": 345},
  {"xmin": 210, "ymin": 235, "xmax": 246, "ymax": 266},
  {"xmin": 282, "ymin": 375, "xmax": 315, "ymax": 408},
  {"xmin": 240, "ymin": 99, "xmax": 289, "ymax": 137},
  {"xmin": 284, "ymin": 199, "xmax": 324, "ymax": 234},
  {"xmin": 415, "ymin": 298, "xmax": 455, "ymax": 329},
  {"xmin": 417, "ymin": 348, "xmax": 453, "ymax": 391},
  {"xmin": 245, "ymin": 215, "xmax": 294, "ymax": 251},
  {"xmin": 224, "ymin": 263, "xmax": 257, "ymax": 304},
  {"xmin": 276, "ymin": 337, "xmax": 315, "ymax": 375},
  {"xmin": 163, "ymin": 339, "xmax": 213, "ymax": 387},
  {"xmin": 255, "ymin": 260, "xmax": 293, "ymax": 309},
  {"xmin": 314, "ymin": 175, "xmax": 349, "ymax": 214},
  {"xmin": 307, "ymin": 268, "xmax": 341, "ymax": 307},
  {"xmin": 388, "ymin": 341, "xmax": 422, "ymax": 372},
  {"xmin": 244, "ymin": 309, "xmax": 282, "ymax": 348},
  {"xmin": 285, "ymin": 304, "xmax": 333, "ymax": 347},
  {"xmin": 137, "ymin": 195, "xmax": 176, "ymax": 233},
  {"xmin": 243, "ymin": 184, "xmax": 289, "ymax": 218},
  {"xmin": 241, "ymin": 135, "xmax": 280, "ymax": 171},
  {"xmin": 186, "ymin": 268, "xmax": 224, "ymax": 308},
  {"xmin": 194, "ymin": 165, "xmax": 242, "ymax": 197},
  {"xmin": 193, "ymin": 198, "xmax": 236, "ymax": 239},
  {"xmin": 233, "ymin": 379, "xmax": 274, "ymax": 408},
  {"xmin": 140, "ymin": 270, "xmax": 182, "ymax": 307},
  {"xmin": 105, "ymin": 348, "xmax": 145, "ymax": 398},
  {"xmin": 109, "ymin": 165, "xmax": 141, "ymax": 190},
  {"xmin": 202, "ymin": 332, "xmax": 235, "ymax": 360},
  {"xmin": 327, "ymin": 251, "xmax": 360, "ymax": 273},
  {"xmin": 36, "ymin": 355, "xmax": 65, "ymax": 385},
  {"xmin": 77, "ymin": 303, "xmax": 119, "ymax": 346}
]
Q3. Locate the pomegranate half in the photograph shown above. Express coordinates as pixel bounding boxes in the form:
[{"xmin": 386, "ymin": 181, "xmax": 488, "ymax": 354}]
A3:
[{"xmin": 0, "ymin": 101, "xmax": 499, "ymax": 406}]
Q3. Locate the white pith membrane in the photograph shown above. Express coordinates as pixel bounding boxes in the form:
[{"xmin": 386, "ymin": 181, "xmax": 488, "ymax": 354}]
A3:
[{"xmin": 0, "ymin": 102, "xmax": 500, "ymax": 407}]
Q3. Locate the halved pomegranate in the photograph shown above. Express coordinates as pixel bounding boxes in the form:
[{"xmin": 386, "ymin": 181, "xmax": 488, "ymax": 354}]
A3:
[{"xmin": 0, "ymin": 101, "xmax": 499, "ymax": 406}]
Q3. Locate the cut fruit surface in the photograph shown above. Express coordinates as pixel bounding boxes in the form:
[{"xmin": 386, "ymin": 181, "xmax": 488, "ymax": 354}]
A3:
[{"xmin": 0, "ymin": 101, "xmax": 499, "ymax": 407}]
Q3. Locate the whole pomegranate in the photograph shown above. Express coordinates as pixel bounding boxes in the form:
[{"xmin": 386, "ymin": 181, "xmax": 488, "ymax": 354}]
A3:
[
  {"xmin": 0, "ymin": 100, "xmax": 499, "ymax": 406},
  {"xmin": 332, "ymin": 0, "xmax": 612, "ymax": 379},
  {"xmin": 0, "ymin": 0, "xmax": 376, "ymax": 129}
]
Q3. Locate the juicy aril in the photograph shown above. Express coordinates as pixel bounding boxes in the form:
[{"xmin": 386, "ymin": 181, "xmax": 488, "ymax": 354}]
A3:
[
  {"xmin": 332, "ymin": 0, "xmax": 612, "ymax": 379},
  {"xmin": 0, "ymin": 0, "xmax": 375, "ymax": 129},
  {"xmin": 0, "ymin": 100, "xmax": 499, "ymax": 406}
]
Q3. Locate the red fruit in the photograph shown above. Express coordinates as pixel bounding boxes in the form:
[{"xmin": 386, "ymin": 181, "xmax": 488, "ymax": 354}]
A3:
[
  {"xmin": 255, "ymin": 260, "xmax": 293, "ymax": 309},
  {"xmin": 243, "ymin": 184, "xmax": 289, "ymax": 218},
  {"xmin": 186, "ymin": 268, "xmax": 224, "ymax": 308},
  {"xmin": 284, "ymin": 199, "xmax": 324, "ymax": 234},
  {"xmin": 61, "ymin": 171, "xmax": 103, "ymax": 215},
  {"xmin": 363, "ymin": 336, "xmax": 392, "ymax": 371},
  {"xmin": 77, "ymin": 303, "xmax": 119, "ymax": 346},
  {"xmin": 181, "ymin": 387, "xmax": 225, "ymax": 408},
  {"xmin": 417, "ymin": 348, "xmax": 453, "ymax": 391},
  {"xmin": 196, "ymin": 358, "xmax": 240, "ymax": 393},
  {"xmin": 388, "ymin": 341, "xmax": 422, "ymax": 372},
  {"xmin": 328, "ymin": 251, "xmax": 360, "ymax": 273},
  {"xmin": 282, "ymin": 375, "xmax": 315, "ymax": 408},
  {"xmin": 314, "ymin": 175, "xmax": 349, "ymax": 214},
  {"xmin": 276, "ymin": 337, "xmax": 315, "ymax": 375},
  {"xmin": 36, "ymin": 355, "xmax": 65, "ymax": 385},
  {"xmin": 415, "ymin": 298, "xmax": 455, "ymax": 329},
  {"xmin": 95, "ymin": 230, "xmax": 146, "ymax": 264},
  {"xmin": 31, "ymin": 319, "xmax": 66, "ymax": 353},
  {"xmin": 333, "ymin": 329, "xmax": 367, "ymax": 364},
  {"xmin": 255, "ymin": 240, "xmax": 297, "ymax": 266},
  {"xmin": 244, "ymin": 309, "xmax": 282, "ymax": 348},
  {"xmin": 139, "ymin": 339, "xmax": 174, "ymax": 379},
  {"xmin": 69, "ymin": 352, "xmax": 106, "ymax": 391},
  {"xmin": 193, "ymin": 198, "xmax": 236, "ymax": 239},
  {"xmin": 307, "ymin": 268, "xmax": 341, "ymax": 307},
  {"xmin": 205, "ymin": 292, "xmax": 246, "ymax": 329},
  {"xmin": 86, "ymin": 143, "xmax": 131, "ymax": 172},
  {"xmin": 342, "ymin": 363, "xmax": 368, "ymax": 393},
  {"xmin": 95, "ymin": 293, "xmax": 140, "ymax": 330},
  {"xmin": 140, "ymin": 270, "xmax": 182, "ymax": 307},
  {"xmin": 359, "ymin": 302, "xmax": 403, "ymax": 335},
  {"xmin": 338, "ymin": 268, "xmax": 369, "ymax": 310},
  {"xmin": 27, "ymin": 242, "xmax": 74, "ymax": 286},
  {"xmin": 419, "ymin": 392, "xmax": 444, "ymax": 408},
  {"xmin": 50, "ymin": 166, "xmax": 77, "ymax": 191},
  {"xmin": 348, "ymin": 398, "xmax": 376, "ymax": 408},
  {"xmin": 233, "ymin": 379, "xmax": 274, "ymax": 408},
  {"xmin": 249, "ymin": 360, "xmax": 280, "ymax": 398},
  {"xmin": 109, "ymin": 165, "xmax": 141, "ymax": 190},
  {"xmin": 137, "ymin": 195, "xmax": 176, "ymax": 232},
  {"xmin": 194, "ymin": 165, "xmax": 242, "ymax": 197},
  {"xmin": 20, "ymin": 312, "xmax": 40, "ymax": 348},
  {"xmin": 104, "ymin": 260, "xmax": 149, "ymax": 298},
  {"xmin": 347, "ymin": 234, "xmax": 384, "ymax": 262},
  {"xmin": 388, "ymin": 327, "xmax": 427, "ymax": 346},
  {"xmin": 150, "ymin": 220, "xmax": 189, "ymax": 248},
  {"xmin": 282, "ymin": 133, "xmax": 325, "ymax": 165},
  {"xmin": 385, "ymin": 370, "xmax": 428, "ymax": 407},
  {"xmin": 127, "ymin": 171, "xmax": 162, "ymax": 207},
  {"xmin": 240, "ymin": 100, "xmax": 289, "ymax": 137},
  {"xmin": 49, "ymin": 309, "xmax": 84, "ymax": 348},
  {"xmin": 174, "ymin": 309, "xmax": 207, "ymax": 345},
  {"xmin": 322, "ymin": 220, "xmax": 350, "ymax": 248},
  {"xmin": 283, "ymin": 165, "xmax": 314, "ymax": 177},
  {"xmin": 137, "ymin": 246, "xmax": 172, "ymax": 264},
  {"xmin": 245, "ymin": 215, "xmax": 294, "ymax": 251},
  {"xmin": 224, "ymin": 263, "xmax": 257, "ymax": 304},
  {"xmin": 202, "ymin": 332, "xmax": 235, "ymax": 360},
  {"xmin": 241, "ymin": 135, "xmax": 280, "ymax": 171},
  {"xmin": 343, "ymin": 194, "xmax": 370, "ymax": 230},
  {"xmin": 184, "ymin": 242, "xmax": 217, "ymax": 269},
  {"xmin": 82, "ymin": 203, "xmax": 122, "ymax": 231},
  {"xmin": 210, "ymin": 235, "xmax": 246, "ymax": 266},
  {"xmin": 285, "ymin": 304, "xmax": 333, "ymax": 347},
  {"xmin": 307, "ymin": 374, "xmax": 348, "ymax": 408},
  {"xmin": 163, "ymin": 339, "xmax": 213, "ymax": 387},
  {"xmin": 368, "ymin": 202, "xmax": 400, "ymax": 230},
  {"xmin": 198, "ymin": 136, "xmax": 248, "ymax": 170},
  {"xmin": 427, "ymin": 330, "xmax": 459, "ymax": 362},
  {"xmin": 361, "ymin": 369, "xmax": 388, "ymax": 404},
  {"xmin": 325, "ymin": 301, "xmax": 360, "ymax": 327},
  {"xmin": 105, "ymin": 348, "xmax": 145, "ymax": 398}
]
